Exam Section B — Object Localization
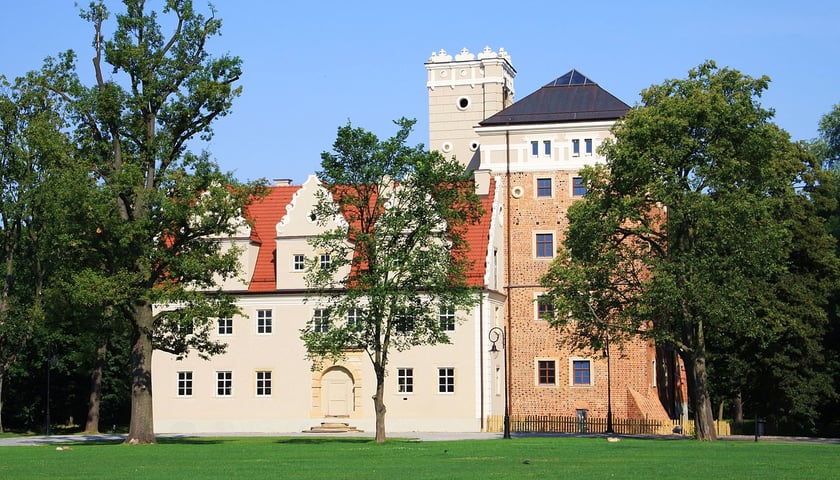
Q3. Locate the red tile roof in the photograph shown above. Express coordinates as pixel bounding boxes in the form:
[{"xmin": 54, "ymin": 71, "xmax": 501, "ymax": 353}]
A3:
[
  {"xmin": 245, "ymin": 185, "xmax": 300, "ymax": 292},
  {"xmin": 243, "ymin": 179, "xmax": 494, "ymax": 292},
  {"xmin": 463, "ymin": 178, "xmax": 495, "ymax": 288}
]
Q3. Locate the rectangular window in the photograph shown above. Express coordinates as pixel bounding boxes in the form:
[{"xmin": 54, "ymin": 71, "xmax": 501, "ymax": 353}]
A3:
[
  {"xmin": 216, "ymin": 371, "xmax": 232, "ymax": 396},
  {"xmin": 396, "ymin": 308, "xmax": 414, "ymax": 332},
  {"xmin": 535, "ymin": 233, "xmax": 554, "ymax": 258},
  {"xmin": 398, "ymin": 368, "xmax": 414, "ymax": 393},
  {"xmin": 438, "ymin": 367, "xmax": 455, "ymax": 393},
  {"xmin": 257, "ymin": 309, "xmax": 272, "ymax": 334},
  {"xmin": 537, "ymin": 295, "xmax": 554, "ymax": 321},
  {"xmin": 573, "ymin": 360, "xmax": 591, "ymax": 385},
  {"xmin": 585, "ymin": 138, "xmax": 593, "ymax": 155},
  {"xmin": 531, "ymin": 140, "xmax": 539, "ymax": 156},
  {"xmin": 543, "ymin": 140, "xmax": 551, "ymax": 156},
  {"xmin": 319, "ymin": 253, "xmax": 331, "ymax": 269},
  {"xmin": 217, "ymin": 317, "xmax": 233, "ymax": 336},
  {"xmin": 573, "ymin": 177, "xmax": 587, "ymax": 197},
  {"xmin": 439, "ymin": 305, "xmax": 455, "ymax": 331},
  {"xmin": 256, "ymin": 371, "xmax": 272, "ymax": 397},
  {"xmin": 347, "ymin": 308, "xmax": 361, "ymax": 331},
  {"xmin": 313, "ymin": 309, "xmax": 330, "ymax": 333},
  {"xmin": 538, "ymin": 360, "xmax": 556, "ymax": 385},
  {"xmin": 177, "ymin": 371, "xmax": 193, "ymax": 397},
  {"xmin": 536, "ymin": 178, "xmax": 552, "ymax": 197},
  {"xmin": 293, "ymin": 254, "xmax": 305, "ymax": 271},
  {"xmin": 572, "ymin": 139, "xmax": 580, "ymax": 156}
]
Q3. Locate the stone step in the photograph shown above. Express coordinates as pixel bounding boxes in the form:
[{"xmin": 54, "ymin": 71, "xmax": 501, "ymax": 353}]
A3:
[{"xmin": 304, "ymin": 422, "xmax": 363, "ymax": 433}]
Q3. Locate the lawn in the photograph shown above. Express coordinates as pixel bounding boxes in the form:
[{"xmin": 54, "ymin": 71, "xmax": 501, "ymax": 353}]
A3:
[{"xmin": 0, "ymin": 435, "xmax": 836, "ymax": 479}]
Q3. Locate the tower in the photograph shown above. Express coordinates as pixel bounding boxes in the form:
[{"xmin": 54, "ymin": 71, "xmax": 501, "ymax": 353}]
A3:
[{"xmin": 425, "ymin": 47, "xmax": 516, "ymax": 170}]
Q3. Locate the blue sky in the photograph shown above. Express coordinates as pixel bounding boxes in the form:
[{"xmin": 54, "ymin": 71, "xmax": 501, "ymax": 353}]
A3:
[{"xmin": 1, "ymin": 1, "xmax": 838, "ymax": 184}]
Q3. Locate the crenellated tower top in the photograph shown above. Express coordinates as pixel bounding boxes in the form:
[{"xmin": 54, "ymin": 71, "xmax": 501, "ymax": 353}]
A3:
[{"xmin": 425, "ymin": 47, "xmax": 516, "ymax": 171}]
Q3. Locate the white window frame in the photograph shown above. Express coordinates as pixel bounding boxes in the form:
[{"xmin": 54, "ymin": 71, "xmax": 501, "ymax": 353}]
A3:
[
  {"xmin": 216, "ymin": 371, "xmax": 233, "ymax": 397},
  {"xmin": 257, "ymin": 309, "xmax": 273, "ymax": 335},
  {"xmin": 217, "ymin": 317, "xmax": 233, "ymax": 336},
  {"xmin": 177, "ymin": 371, "xmax": 193, "ymax": 397},
  {"xmin": 319, "ymin": 253, "xmax": 331, "ymax": 269},
  {"xmin": 439, "ymin": 305, "xmax": 455, "ymax": 331},
  {"xmin": 397, "ymin": 367, "xmax": 414, "ymax": 393},
  {"xmin": 313, "ymin": 308, "xmax": 330, "ymax": 333},
  {"xmin": 293, "ymin": 254, "xmax": 305, "ymax": 271},
  {"xmin": 438, "ymin": 367, "xmax": 455, "ymax": 394},
  {"xmin": 584, "ymin": 138, "xmax": 593, "ymax": 155},
  {"xmin": 572, "ymin": 139, "xmax": 580, "ymax": 157},
  {"xmin": 256, "ymin": 370, "xmax": 272, "ymax": 397}
]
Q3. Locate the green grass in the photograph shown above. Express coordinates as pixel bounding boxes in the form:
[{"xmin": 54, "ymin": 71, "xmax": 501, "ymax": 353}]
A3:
[{"xmin": 0, "ymin": 436, "xmax": 837, "ymax": 479}]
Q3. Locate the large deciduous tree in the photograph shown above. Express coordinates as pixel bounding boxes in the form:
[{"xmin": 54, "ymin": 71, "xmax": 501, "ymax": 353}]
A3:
[
  {"xmin": 39, "ymin": 0, "xmax": 261, "ymax": 443},
  {"xmin": 301, "ymin": 118, "xmax": 483, "ymax": 443},
  {"xmin": 0, "ymin": 73, "xmax": 73, "ymax": 432},
  {"xmin": 540, "ymin": 61, "xmax": 805, "ymax": 440}
]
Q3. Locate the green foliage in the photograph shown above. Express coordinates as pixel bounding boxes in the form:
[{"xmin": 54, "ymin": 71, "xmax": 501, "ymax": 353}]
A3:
[
  {"xmin": 301, "ymin": 118, "xmax": 483, "ymax": 440},
  {"xmin": 302, "ymin": 118, "xmax": 482, "ymax": 363},
  {"xmin": 540, "ymin": 61, "xmax": 811, "ymax": 440}
]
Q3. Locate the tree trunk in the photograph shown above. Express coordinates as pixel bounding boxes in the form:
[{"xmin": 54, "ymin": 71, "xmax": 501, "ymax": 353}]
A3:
[
  {"xmin": 686, "ymin": 352, "xmax": 717, "ymax": 441},
  {"xmin": 734, "ymin": 391, "xmax": 744, "ymax": 430},
  {"xmin": 373, "ymin": 370, "xmax": 387, "ymax": 443},
  {"xmin": 85, "ymin": 339, "xmax": 107, "ymax": 433},
  {"xmin": 126, "ymin": 302, "xmax": 155, "ymax": 444}
]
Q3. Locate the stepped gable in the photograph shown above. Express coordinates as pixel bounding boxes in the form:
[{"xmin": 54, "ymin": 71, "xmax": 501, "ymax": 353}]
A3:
[
  {"xmin": 479, "ymin": 69, "xmax": 630, "ymax": 126},
  {"xmin": 246, "ymin": 185, "xmax": 301, "ymax": 292}
]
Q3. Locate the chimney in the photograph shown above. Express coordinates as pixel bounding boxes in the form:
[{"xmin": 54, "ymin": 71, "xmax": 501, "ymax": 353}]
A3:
[{"xmin": 273, "ymin": 178, "xmax": 292, "ymax": 186}]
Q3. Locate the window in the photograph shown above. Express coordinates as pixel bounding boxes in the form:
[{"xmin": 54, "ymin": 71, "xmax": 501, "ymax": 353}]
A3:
[
  {"xmin": 538, "ymin": 360, "xmax": 556, "ymax": 385},
  {"xmin": 572, "ymin": 139, "xmax": 580, "ymax": 156},
  {"xmin": 438, "ymin": 367, "xmax": 455, "ymax": 393},
  {"xmin": 313, "ymin": 309, "xmax": 330, "ymax": 333},
  {"xmin": 396, "ymin": 308, "xmax": 414, "ymax": 332},
  {"xmin": 573, "ymin": 360, "xmax": 591, "ymax": 385},
  {"xmin": 543, "ymin": 140, "xmax": 551, "ymax": 156},
  {"xmin": 256, "ymin": 371, "xmax": 272, "ymax": 397},
  {"xmin": 177, "ymin": 371, "xmax": 192, "ymax": 397},
  {"xmin": 398, "ymin": 368, "xmax": 414, "ymax": 393},
  {"xmin": 216, "ymin": 371, "xmax": 232, "ymax": 396},
  {"xmin": 585, "ymin": 138, "xmax": 593, "ymax": 155},
  {"xmin": 537, "ymin": 295, "xmax": 554, "ymax": 321},
  {"xmin": 257, "ymin": 309, "xmax": 272, "ymax": 334},
  {"xmin": 535, "ymin": 233, "xmax": 554, "ymax": 258},
  {"xmin": 319, "ymin": 253, "xmax": 331, "ymax": 269},
  {"xmin": 347, "ymin": 308, "xmax": 361, "ymax": 331},
  {"xmin": 439, "ymin": 305, "xmax": 455, "ymax": 331},
  {"xmin": 293, "ymin": 254, "xmax": 305, "ymax": 271},
  {"xmin": 531, "ymin": 141, "xmax": 539, "ymax": 156},
  {"xmin": 536, "ymin": 178, "xmax": 552, "ymax": 197},
  {"xmin": 573, "ymin": 177, "xmax": 587, "ymax": 197},
  {"xmin": 217, "ymin": 318, "xmax": 233, "ymax": 336}
]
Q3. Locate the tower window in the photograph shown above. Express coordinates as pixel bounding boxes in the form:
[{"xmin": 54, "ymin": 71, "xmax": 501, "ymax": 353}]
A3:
[{"xmin": 457, "ymin": 96, "xmax": 471, "ymax": 110}]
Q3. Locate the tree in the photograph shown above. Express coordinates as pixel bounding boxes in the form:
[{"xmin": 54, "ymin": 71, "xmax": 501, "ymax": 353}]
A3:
[
  {"xmin": 0, "ymin": 72, "xmax": 73, "ymax": 432},
  {"xmin": 39, "ymin": 0, "xmax": 262, "ymax": 443},
  {"xmin": 540, "ymin": 61, "xmax": 805, "ymax": 440},
  {"xmin": 813, "ymin": 103, "xmax": 840, "ymax": 168},
  {"xmin": 301, "ymin": 118, "xmax": 483, "ymax": 443}
]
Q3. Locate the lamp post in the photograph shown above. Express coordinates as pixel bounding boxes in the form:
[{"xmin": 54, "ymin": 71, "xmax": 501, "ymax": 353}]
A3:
[
  {"xmin": 586, "ymin": 300, "xmax": 614, "ymax": 434},
  {"xmin": 488, "ymin": 326, "xmax": 510, "ymax": 439}
]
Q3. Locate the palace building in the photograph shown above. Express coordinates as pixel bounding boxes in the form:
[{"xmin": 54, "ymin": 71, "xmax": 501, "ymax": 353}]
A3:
[{"xmin": 151, "ymin": 47, "xmax": 671, "ymax": 434}]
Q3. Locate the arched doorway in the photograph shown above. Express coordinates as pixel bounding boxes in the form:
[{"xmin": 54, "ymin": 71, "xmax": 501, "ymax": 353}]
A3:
[{"xmin": 321, "ymin": 367, "xmax": 354, "ymax": 417}]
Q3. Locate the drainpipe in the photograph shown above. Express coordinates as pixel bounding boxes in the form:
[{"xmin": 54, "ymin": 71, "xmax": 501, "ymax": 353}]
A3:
[{"xmin": 504, "ymin": 128, "xmax": 512, "ymax": 435}]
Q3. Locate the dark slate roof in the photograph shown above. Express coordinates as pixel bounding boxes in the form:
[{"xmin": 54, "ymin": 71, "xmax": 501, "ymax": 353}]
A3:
[{"xmin": 479, "ymin": 69, "xmax": 630, "ymax": 126}]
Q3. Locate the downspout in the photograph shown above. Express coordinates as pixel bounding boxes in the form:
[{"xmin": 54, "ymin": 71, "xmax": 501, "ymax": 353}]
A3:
[{"xmin": 479, "ymin": 291, "xmax": 485, "ymax": 430}]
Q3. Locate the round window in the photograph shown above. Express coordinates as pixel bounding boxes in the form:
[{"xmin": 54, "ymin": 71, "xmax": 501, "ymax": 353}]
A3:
[
  {"xmin": 441, "ymin": 142, "xmax": 453, "ymax": 153},
  {"xmin": 457, "ymin": 96, "xmax": 470, "ymax": 110}
]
